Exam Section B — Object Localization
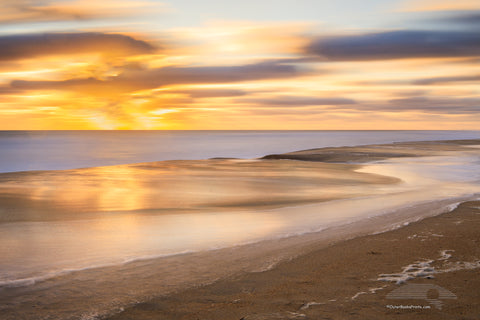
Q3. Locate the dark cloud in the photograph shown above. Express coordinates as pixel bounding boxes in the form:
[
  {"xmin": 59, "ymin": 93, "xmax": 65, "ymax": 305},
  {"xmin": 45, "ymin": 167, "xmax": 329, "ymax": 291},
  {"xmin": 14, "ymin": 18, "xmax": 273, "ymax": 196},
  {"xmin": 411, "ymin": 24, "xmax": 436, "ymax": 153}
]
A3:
[
  {"xmin": 9, "ymin": 61, "xmax": 300, "ymax": 93},
  {"xmin": 243, "ymin": 107, "xmax": 339, "ymax": 116},
  {"xmin": 391, "ymin": 90, "xmax": 430, "ymax": 97},
  {"xmin": 253, "ymin": 96, "xmax": 480, "ymax": 115},
  {"xmin": 11, "ymin": 77, "xmax": 104, "ymax": 91},
  {"xmin": 122, "ymin": 61, "xmax": 299, "ymax": 88},
  {"xmin": 353, "ymin": 79, "xmax": 407, "ymax": 86},
  {"xmin": 413, "ymin": 75, "xmax": 480, "ymax": 85},
  {"xmin": 0, "ymin": 86, "xmax": 22, "ymax": 94},
  {"xmin": 436, "ymin": 11, "xmax": 480, "ymax": 26},
  {"xmin": 236, "ymin": 96, "xmax": 356, "ymax": 107},
  {"xmin": 307, "ymin": 30, "xmax": 480, "ymax": 61},
  {"xmin": 240, "ymin": 96, "xmax": 479, "ymax": 115},
  {"xmin": 373, "ymin": 97, "xmax": 480, "ymax": 114},
  {"xmin": 173, "ymin": 89, "xmax": 248, "ymax": 98},
  {"xmin": 458, "ymin": 58, "xmax": 480, "ymax": 64},
  {"xmin": 0, "ymin": 32, "xmax": 155, "ymax": 61}
]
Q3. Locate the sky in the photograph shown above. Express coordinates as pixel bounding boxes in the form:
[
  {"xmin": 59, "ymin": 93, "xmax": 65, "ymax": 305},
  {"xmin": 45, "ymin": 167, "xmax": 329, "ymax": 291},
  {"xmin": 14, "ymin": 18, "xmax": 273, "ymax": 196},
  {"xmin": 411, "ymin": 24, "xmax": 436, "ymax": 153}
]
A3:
[{"xmin": 0, "ymin": 0, "xmax": 479, "ymax": 130}]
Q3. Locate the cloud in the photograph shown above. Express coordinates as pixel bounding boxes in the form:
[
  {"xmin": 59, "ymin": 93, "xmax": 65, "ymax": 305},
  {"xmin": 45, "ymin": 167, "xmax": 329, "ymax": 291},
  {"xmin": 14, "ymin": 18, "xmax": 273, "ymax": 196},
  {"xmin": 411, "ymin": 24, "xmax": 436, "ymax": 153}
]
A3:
[
  {"xmin": 127, "ymin": 61, "xmax": 300, "ymax": 87},
  {"xmin": 0, "ymin": 0, "xmax": 166, "ymax": 24},
  {"xmin": 236, "ymin": 96, "xmax": 480, "ymax": 116},
  {"xmin": 0, "ymin": 32, "xmax": 156, "ymax": 61},
  {"xmin": 0, "ymin": 86, "xmax": 22, "ymax": 95},
  {"xmin": 307, "ymin": 30, "xmax": 480, "ymax": 61},
  {"xmin": 413, "ymin": 75, "xmax": 480, "ymax": 85},
  {"xmin": 399, "ymin": 0, "xmax": 480, "ymax": 12},
  {"xmin": 11, "ymin": 77, "xmax": 101, "ymax": 90},
  {"xmin": 249, "ymin": 96, "xmax": 480, "ymax": 115},
  {"xmin": 434, "ymin": 11, "xmax": 480, "ymax": 27},
  {"xmin": 173, "ymin": 89, "xmax": 248, "ymax": 98},
  {"xmin": 9, "ymin": 60, "xmax": 300, "ymax": 93},
  {"xmin": 0, "ymin": 0, "xmax": 91, "ymax": 24},
  {"xmin": 4, "ymin": 60, "xmax": 302, "ymax": 127},
  {"xmin": 242, "ymin": 107, "xmax": 334, "ymax": 116},
  {"xmin": 370, "ymin": 97, "xmax": 480, "ymax": 114},
  {"xmin": 236, "ymin": 96, "xmax": 357, "ymax": 107}
]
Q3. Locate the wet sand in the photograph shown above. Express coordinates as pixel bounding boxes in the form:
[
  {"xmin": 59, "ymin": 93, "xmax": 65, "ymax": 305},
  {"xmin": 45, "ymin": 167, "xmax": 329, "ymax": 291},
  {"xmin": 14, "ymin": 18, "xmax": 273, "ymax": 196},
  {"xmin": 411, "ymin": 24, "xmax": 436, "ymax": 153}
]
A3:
[
  {"xmin": 105, "ymin": 200, "xmax": 480, "ymax": 320},
  {"xmin": 0, "ymin": 159, "xmax": 396, "ymax": 224}
]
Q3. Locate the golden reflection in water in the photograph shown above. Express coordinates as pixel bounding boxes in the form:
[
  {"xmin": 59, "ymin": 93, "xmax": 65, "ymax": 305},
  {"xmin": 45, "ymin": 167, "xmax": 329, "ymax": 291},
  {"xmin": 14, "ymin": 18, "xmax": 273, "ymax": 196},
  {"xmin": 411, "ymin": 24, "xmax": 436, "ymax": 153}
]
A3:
[
  {"xmin": 0, "ymin": 159, "xmax": 399, "ymax": 223},
  {"xmin": 88, "ymin": 165, "xmax": 147, "ymax": 211},
  {"xmin": 24, "ymin": 165, "xmax": 148, "ymax": 212}
]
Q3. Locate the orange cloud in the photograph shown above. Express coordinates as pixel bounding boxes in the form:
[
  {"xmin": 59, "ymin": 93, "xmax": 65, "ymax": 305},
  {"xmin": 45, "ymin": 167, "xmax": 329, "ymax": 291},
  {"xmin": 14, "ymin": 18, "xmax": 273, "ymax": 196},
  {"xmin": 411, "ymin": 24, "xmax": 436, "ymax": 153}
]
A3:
[
  {"xmin": 166, "ymin": 22, "xmax": 311, "ymax": 66},
  {"xmin": 9, "ymin": 60, "xmax": 301, "ymax": 94},
  {"xmin": 0, "ymin": 0, "xmax": 167, "ymax": 24},
  {"xmin": 399, "ymin": 0, "xmax": 480, "ymax": 12}
]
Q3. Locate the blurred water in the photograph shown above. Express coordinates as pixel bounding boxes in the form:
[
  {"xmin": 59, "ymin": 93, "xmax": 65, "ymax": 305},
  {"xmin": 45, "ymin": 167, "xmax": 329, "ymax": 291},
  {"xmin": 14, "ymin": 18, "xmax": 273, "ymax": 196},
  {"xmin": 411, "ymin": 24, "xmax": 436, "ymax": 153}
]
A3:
[
  {"xmin": 1, "ymin": 152, "xmax": 479, "ymax": 289},
  {"xmin": 1, "ymin": 130, "xmax": 479, "ymax": 172}
]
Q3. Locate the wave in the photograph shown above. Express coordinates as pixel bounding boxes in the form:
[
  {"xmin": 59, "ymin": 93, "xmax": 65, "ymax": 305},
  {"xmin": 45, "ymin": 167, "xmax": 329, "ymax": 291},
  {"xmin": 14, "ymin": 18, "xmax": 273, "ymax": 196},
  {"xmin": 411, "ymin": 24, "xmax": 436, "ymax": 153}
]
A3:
[{"xmin": 0, "ymin": 250, "xmax": 194, "ymax": 289}]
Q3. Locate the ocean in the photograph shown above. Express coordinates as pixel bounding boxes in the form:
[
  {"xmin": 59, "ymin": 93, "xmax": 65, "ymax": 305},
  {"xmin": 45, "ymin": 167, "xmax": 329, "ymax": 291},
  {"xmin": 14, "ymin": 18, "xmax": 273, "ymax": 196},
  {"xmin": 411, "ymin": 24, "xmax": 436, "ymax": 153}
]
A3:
[
  {"xmin": 1, "ymin": 130, "xmax": 480, "ymax": 319},
  {"xmin": 1, "ymin": 130, "xmax": 479, "ymax": 173}
]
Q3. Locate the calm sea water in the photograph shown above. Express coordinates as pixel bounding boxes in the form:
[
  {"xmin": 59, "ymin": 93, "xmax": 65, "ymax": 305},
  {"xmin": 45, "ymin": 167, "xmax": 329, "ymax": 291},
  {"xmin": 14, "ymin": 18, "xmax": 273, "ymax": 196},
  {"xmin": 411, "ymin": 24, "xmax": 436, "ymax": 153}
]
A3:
[{"xmin": 0, "ymin": 130, "xmax": 479, "ymax": 173}]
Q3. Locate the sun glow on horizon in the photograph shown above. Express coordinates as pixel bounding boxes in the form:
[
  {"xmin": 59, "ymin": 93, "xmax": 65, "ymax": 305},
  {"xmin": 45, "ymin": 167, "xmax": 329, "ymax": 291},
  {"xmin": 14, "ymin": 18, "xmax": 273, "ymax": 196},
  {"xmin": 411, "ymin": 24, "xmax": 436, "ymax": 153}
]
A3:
[{"xmin": 0, "ymin": 0, "xmax": 479, "ymax": 130}]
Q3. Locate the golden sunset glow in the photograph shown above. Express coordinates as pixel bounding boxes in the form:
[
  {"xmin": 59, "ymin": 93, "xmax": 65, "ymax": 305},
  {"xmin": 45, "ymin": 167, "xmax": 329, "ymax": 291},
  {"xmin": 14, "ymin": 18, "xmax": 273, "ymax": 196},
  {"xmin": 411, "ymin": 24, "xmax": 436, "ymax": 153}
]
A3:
[{"xmin": 0, "ymin": 0, "xmax": 479, "ymax": 129}]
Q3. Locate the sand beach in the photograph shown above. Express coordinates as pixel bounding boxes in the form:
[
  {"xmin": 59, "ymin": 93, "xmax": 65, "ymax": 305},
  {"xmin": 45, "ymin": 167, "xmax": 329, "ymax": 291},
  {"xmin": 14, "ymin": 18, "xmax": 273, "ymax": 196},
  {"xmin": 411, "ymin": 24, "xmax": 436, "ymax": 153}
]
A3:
[
  {"xmin": 106, "ymin": 200, "xmax": 480, "ymax": 320},
  {"xmin": 0, "ymin": 139, "xmax": 479, "ymax": 320}
]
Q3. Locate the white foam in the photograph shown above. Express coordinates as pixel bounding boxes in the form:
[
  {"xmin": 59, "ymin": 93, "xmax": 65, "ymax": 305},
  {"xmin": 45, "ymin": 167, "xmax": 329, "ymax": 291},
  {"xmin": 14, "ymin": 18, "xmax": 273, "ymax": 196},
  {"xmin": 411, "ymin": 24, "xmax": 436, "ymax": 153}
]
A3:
[
  {"xmin": 438, "ymin": 250, "xmax": 453, "ymax": 260},
  {"xmin": 378, "ymin": 250, "xmax": 480, "ymax": 284},
  {"xmin": 286, "ymin": 312, "xmax": 307, "ymax": 318},
  {"xmin": 407, "ymin": 233, "xmax": 427, "ymax": 240},
  {"xmin": 246, "ymin": 311, "xmax": 306, "ymax": 319},
  {"xmin": 445, "ymin": 202, "xmax": 461, "ymax": 212},
  {"xmin": 300, "ymin": 301, "xmax": 324, "ymax": 310},
  {"xmin": 407, "ymin": 232, "xmax": 444, "ymax": 241},
  {"xmin": 251, "ymin": 259, "xmax": 281, "ymax": 273},
  {"xmin": 378, "ymin": 260, "xmax": 435, "ymax": 284},
  {"xmin": 369, "ymin": 285, "xmax": 387, "ymax": 293},
  {"xmin": 351, "ymin": 291, "xmax": 367, "ymax": 300},
  {"xmin": 441, "ymin": 260, "xmax": 480, "ymax": 273},
  {"xmin": 121, "ymin": 250, "xmax": 194, "ymax": 264}
]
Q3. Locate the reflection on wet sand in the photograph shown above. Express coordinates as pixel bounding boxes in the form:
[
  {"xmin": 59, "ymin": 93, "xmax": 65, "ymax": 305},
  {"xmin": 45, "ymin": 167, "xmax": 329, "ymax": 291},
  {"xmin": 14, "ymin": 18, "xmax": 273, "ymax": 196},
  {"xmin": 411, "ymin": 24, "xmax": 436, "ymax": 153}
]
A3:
[
  {"xmin": 0, "ymin": 157, "xmax": 404, "ymax": 286},
  {"xmin": 0, "ymin": 159, "xmax": 398, "ymax": 223}
]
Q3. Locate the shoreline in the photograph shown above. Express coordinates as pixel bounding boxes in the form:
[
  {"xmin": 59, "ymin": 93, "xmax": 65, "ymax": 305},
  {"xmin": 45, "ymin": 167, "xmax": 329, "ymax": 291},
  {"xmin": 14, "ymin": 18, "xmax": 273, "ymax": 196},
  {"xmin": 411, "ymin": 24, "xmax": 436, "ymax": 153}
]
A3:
[
  {"xmin": 0, "ymin": 139, "xmax": 479, "ymax": 319},
  {"xmin": 1, "ymin": 195, "xmax": 478, "ymax": 319},
  {"xmin": 105, "ymin": 200, "xmax": 480, "ymax": 320},
  {"xmin": 0, "ymin": 137, "xmax": 479, "ymax": 175}
]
